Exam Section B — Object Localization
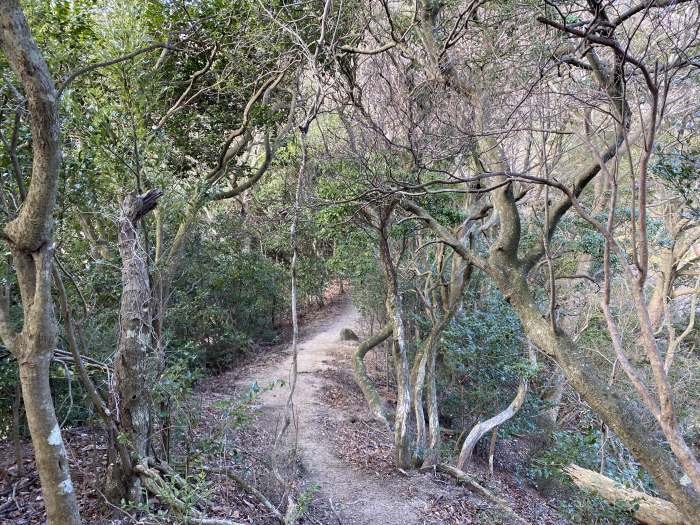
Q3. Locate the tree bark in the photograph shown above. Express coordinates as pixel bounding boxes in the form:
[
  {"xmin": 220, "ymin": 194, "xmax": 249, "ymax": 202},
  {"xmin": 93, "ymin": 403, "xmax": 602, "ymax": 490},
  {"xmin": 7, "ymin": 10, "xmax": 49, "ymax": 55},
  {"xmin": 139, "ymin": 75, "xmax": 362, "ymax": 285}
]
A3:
[
  {"xmin": 422, "ymin": 336, "xmax": 441, "ymax": 467},
  {"xmin": 410, "ymin": 335, "xmax": 429, "ymax": 465},
  {"xmin": 12, "ymin": 380, "xmax": 23, "ymax": 476},
  {"xmin": 539, "ymin": 368, "xmax": 565, "ymax": 428},
  {"xmin": 106, "ymin": 189, "xmax": 162, "ymax": 503},
  {"xmin": 0, "ymin": 3, "xmax": 81, "ymax": 523},
  {"xmin": 377, "ymin": 215, "xmax": 413, "ymax": 469},
  {"xmin": 565, "ymin": 464, "xmax": 687, "ymax": 525},
  {"xmin": 352, "ymin": 323, "xmax": 393, "ymax": 428},
  {"xmin": 18, "ymin": 331, "xmax": 80, "ymax": 524}
]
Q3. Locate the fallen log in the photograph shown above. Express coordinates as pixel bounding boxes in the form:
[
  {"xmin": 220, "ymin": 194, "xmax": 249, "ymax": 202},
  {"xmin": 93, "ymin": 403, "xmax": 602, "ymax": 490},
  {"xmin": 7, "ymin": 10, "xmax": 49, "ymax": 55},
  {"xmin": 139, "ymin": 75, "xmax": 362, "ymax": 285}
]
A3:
[{"xmin": 564, "ymin": 464, "xmax": 687, "ymax": 525}]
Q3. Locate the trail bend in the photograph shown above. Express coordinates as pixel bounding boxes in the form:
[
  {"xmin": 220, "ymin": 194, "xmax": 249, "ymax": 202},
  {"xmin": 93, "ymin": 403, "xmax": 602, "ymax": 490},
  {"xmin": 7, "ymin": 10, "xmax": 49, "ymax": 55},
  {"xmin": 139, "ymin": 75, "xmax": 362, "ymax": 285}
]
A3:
[{"xmin": 232, "ymin": 298, "xmax": 443, "ymax": 524}]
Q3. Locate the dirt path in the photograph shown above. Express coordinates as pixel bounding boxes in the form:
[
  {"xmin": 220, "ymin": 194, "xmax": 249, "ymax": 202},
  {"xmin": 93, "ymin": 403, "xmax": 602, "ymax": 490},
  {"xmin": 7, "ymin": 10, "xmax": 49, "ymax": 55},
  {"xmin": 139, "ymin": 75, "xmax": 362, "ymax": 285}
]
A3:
[
  {"xmin": 229, "ymin": 298, "xmax": 450, "ymax": 524},
  {"xmin": 198, "ymin": 297, "xmax": 563, "ymax": 524}
]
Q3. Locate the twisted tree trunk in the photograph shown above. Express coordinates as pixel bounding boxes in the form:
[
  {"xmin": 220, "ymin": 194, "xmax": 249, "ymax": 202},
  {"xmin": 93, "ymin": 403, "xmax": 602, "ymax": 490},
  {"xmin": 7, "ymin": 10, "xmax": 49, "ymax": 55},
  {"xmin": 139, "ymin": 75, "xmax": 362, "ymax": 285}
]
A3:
[
  {"xmin": 352, "ymin": 323, "xmax": 393, "ymax": 428},
  {"xmin": 457, "ymin": 343, "xmax": 535, "ymax": 468},
  {"xmin": 457, "ymin": 380, "xmax": 527, "ymax": 469}
]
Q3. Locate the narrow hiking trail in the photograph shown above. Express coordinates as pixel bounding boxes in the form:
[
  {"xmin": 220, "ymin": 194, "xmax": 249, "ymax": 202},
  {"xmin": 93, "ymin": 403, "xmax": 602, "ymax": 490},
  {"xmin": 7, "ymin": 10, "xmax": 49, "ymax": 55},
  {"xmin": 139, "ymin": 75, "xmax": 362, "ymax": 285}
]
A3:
[
  {"xmin": 197, "ymin": 296, "xmax": 564, "ymax": 525},
  {"xmin": 199, "ymin": 297, "xmax": 457, "ymax": 524},
  {"xmin": 2, "ymin": 294, "xmax": 563, "ymax": 524},
  {"xmin": 241, "ymin": 300, "xmax": 463, "ymax": 525}
]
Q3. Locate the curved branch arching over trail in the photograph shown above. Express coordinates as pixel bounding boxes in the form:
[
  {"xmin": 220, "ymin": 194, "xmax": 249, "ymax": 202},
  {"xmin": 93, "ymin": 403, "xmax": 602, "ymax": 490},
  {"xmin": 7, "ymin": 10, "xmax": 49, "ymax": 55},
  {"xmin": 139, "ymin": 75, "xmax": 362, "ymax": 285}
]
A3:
[{"xmin": 352, "ymin": 323, "xmax": 393, "ymax": 429}]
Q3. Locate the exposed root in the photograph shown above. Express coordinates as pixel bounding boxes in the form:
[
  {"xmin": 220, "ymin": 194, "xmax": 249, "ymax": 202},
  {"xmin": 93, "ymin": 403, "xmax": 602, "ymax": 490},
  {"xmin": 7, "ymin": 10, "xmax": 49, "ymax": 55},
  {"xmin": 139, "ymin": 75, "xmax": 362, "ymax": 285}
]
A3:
[{"xmin": 149, "ymin": 458, "xmax": 190, "ymax": 491}]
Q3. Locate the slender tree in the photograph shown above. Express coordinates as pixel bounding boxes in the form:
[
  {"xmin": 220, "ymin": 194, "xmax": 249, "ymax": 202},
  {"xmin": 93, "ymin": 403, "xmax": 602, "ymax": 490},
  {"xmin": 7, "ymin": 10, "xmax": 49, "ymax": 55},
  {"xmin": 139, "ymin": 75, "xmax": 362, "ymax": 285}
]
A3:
[{"xmin": 0, "ymin": 2, "xmax": 81, "ymax": 523}]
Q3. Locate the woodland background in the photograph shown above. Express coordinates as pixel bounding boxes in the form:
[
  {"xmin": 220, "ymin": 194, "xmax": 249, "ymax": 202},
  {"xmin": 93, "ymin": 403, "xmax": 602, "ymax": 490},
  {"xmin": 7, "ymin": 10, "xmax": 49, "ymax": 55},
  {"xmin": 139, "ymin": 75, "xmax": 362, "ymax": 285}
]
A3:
[{"xmin": 0, "ymin": 0, "xmax": 699, "ymax": 524}]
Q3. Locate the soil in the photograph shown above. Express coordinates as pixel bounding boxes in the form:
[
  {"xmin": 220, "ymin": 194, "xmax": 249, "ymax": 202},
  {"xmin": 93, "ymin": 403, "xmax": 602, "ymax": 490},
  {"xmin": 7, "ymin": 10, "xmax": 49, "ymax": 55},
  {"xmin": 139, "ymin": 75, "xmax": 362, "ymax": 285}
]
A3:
[{"xmin": 207, "ymin": 298, "xmax": 452, "ymax": 524}]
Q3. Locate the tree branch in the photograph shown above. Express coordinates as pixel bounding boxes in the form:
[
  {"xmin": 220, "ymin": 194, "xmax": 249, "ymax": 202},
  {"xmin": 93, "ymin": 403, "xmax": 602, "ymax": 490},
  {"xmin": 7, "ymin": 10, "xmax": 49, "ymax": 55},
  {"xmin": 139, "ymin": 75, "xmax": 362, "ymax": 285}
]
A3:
[
  {"xmin": 57, "ymin": 44, "xmax": 175, "ymax": 99},
  {"xmin": 400, "ymin": 199, "xmax": 488, "ymax": 271},
  {"xmin": 210, "ymin": 135, "xmax": 272, "ymax": 201}
]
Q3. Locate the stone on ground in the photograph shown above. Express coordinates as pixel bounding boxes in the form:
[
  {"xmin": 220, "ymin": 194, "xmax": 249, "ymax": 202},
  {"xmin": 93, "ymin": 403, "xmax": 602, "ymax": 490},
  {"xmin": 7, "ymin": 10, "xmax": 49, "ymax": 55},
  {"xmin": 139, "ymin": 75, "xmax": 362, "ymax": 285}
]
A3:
[{"xmin": 339, "ymin": 327, "xmax": 359, "ymax": 341}]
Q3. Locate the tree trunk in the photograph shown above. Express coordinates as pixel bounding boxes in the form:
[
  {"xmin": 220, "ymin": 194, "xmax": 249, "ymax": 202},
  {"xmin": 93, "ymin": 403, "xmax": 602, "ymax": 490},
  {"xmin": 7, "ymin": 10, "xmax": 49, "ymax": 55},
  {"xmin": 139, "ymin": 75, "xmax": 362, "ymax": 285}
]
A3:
[
  {"xmin": 12, "ymin": 379, "xmax": 23, "ymax": 476},
  {"xmin": 418, "ymin": 288, "xmax": 468, "ymax": 467},
  {"xmin": 457, "ymin": 343, "xmax": 535, "ymax": 468},
  {"xmin": 106, "ymin": 189, "xmax": 162, "ymax": 504},
  {"xmin": 388, "ymin": 294, "xmax": 413, "ymax": 468},
  {"xmin": 54, "ymin": 268, "xmax": 133, "ymax": 491},
  {"xmin": 539, "ymin": 368, "xmax": 565, "ymax": 428},
  {"xmin": 410, "ymin": 337, "xmax": 429, "ymax": 465},
  {"xmin": 565, "ymin": 464, "xmax": 687, "ymax": 525},
  {"xmin": 457, "ymin": 379, "xmax": 527, "ymax": 469},
  {"xmin": 377, "ymin": 218, "xmax": 413, "ymax": 469},
  {"xmin": 411, "ymin": 318, "xmax": 451, "ymax": 466},
  {"xmin": 648, "ymin": 246, "xmax": 676, "ymax": 330},
  {"xmin": 18, "ymin": 347, "xmax": 80, "ymax": 524},
  {"xmin": 496, "ymin": 265, "xmax": 700, "ymax": 521},
  {"xmin": 0, "ymin": 3, "xmax": 81, "ymax": 523},
  {"xmin": 422, "ymin": 337, "xmax": 441, "ymax": 467},
  {"xmin": 13, "ymin": 248, "xmax": 80, "ymax": 525},
  {"xmin": 352, "ymin": 323, "xmax": 393, "ymax": 428}
]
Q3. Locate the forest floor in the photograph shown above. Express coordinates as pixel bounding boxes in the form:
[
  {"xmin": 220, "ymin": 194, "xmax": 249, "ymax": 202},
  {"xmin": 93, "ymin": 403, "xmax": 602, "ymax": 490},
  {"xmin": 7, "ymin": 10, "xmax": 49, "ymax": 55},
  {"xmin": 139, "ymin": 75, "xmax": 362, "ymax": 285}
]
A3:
[
  {"xmin": 0, "ymin": 293, "xmax": 567, "ymax": 524},
  {"xmin": 200, "ymin": 296, "xmax": 454, "ymax": 524},
  {"xmin": 195, "ymin": 295, "xmax": 567, "ymax": 525}
]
